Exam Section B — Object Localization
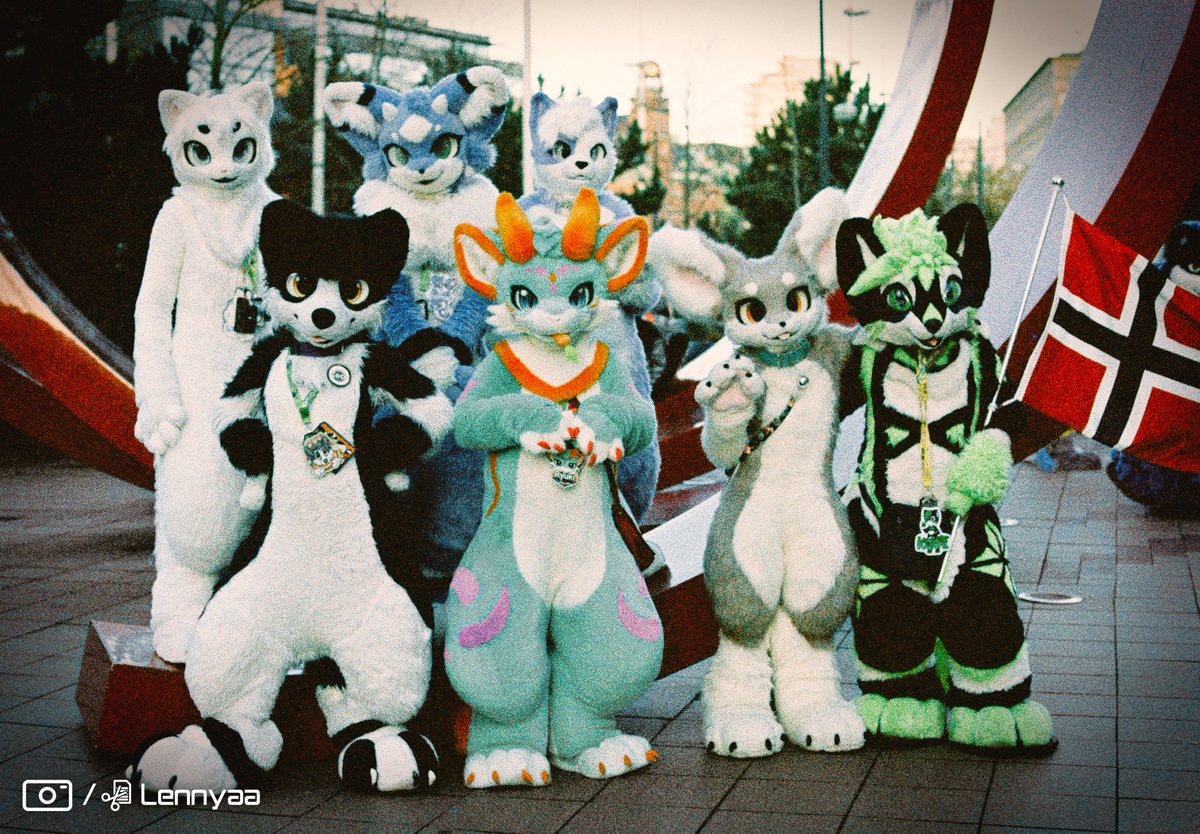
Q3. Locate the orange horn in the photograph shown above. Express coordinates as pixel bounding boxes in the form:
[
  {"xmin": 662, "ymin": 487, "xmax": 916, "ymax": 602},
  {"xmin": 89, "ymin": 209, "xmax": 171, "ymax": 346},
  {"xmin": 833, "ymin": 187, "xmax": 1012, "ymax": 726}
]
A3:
[
  {"xmin": 495, "ymin": 193, "xmax": 536, "ymax": 263},
  {"xmin": 562, "ymin": 188, "xmax": 600, "ymax": 261}
]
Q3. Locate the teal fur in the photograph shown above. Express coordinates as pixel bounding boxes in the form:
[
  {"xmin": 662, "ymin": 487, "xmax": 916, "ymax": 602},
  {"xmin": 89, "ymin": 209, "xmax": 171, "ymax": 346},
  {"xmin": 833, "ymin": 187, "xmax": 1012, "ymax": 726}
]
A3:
[
  {"xmin": 446, "ymin": 193, "xmax": 662, "ymax": 783},
  {"xmin": 945, "ymin": 430, "xmax": 1013, "ymax": 518}
]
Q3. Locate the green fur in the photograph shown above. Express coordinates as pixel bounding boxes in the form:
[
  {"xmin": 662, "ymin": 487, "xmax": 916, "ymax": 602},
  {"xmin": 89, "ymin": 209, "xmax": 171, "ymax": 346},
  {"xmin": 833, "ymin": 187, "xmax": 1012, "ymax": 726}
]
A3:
[
  {"xmin": 848, "ymin": 210, "xmax": 957, "ymax": 296},
  {"xmin": 947, "ymin": 701, "xmax": 1053, "ymax": 749},
  {"xmin": 945, "ymin": 430, "xmax": 1013, "ymax": 517},
  {"xmin": 857, "ymin": 694, "xmax": 946, "ymax": 740}
]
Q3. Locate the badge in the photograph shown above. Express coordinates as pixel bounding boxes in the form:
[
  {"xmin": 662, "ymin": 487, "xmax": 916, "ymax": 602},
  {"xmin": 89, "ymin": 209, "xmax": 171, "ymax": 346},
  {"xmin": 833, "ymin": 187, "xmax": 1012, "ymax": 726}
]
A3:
[
  {"xmin": 549, "ymin": 444, "xmax": 587, "ymax": 490},
  {"xmin": 914, "ymin": 497, "xmax": 950, "ymax": 558},
  {"xmin": 233, "ymin": 293, "xmax": 261, "ymax": 334},
  {"xmin": 327, "ymin": 364, "xmax": 351, "ymax": 387},
  {"xmin": 301, "ymin": 422, "xmax": 355, "ymax": 477}
]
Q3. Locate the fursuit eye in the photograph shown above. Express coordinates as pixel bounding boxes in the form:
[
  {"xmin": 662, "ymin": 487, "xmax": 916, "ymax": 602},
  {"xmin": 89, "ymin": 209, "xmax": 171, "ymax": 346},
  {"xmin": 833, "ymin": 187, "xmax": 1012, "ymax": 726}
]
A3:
[
  {"xmin": 569, "ymin": 282, "xmax": 594, "ymax": 307},
  {"xmin": 183, "ymin": 140, "xmax": 210, "ymax": 166},
  {"xmin": 510, "ymin": 285, "xmax": 538, "ymax": 310},
  {"xmin": 342, "ymin": 279, "xmax": 370, "ymax": 306},
  {"xmin": 550, "ymin": 140, "xmax": 571, "ymax": 161},
  {"xmin": 285, "ymin": 272, "xmax": 317, "ymax": 300},
  {"xmin": 786, "ymin": 285, "xmax": 810, "ymax": 312},
  {"xmin": 885, "ymin": 284, "xmax": 913, "ymax": 313},
  {"xmin": 231, "ymin": 137, "xmax": 256, "ymax": 164},
  {"xmin": 384, "ymin": 144, "xmax": 409, "ymax": 167},
  {"xmin": 735, "ymin": 298, "xmax": 767, "ymax": 325},
  {"xmin": 432, "ymin": 134, "xmax": 460, "ymax": 159},
  {"xmin": 943, "ymin": 276, "xmax": 963, "ymax": 306},
  {"xmin": 1185, "ymin": 261, "xmax": 1200, "ymax": 274},
  {"xmin": 589, "ymin": 143, "xmax": 607, "ymax": 161}
]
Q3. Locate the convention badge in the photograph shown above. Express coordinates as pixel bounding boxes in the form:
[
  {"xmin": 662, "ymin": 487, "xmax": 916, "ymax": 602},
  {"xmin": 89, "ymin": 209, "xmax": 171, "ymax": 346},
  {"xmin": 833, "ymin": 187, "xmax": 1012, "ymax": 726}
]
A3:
[
  {"xmin": 415, "ymin": 266, "xmax": 464, "ymax": 325},
  {"xmin": 550, "ymin": 444, "xmax": 588, "ymax": 490},
  {"xmin": 327, "ymin": 364, "xmax": 352, "ymax": 387},
  {"xmin": 914, "ymin": 496, "xmax": 950, "ymax": 558},
  {"xmin": 232, "ymin": 291, "xmax": 261, "ymax": 334},
  {"xmin": 301, "ymin": 422, "xmax": 355, "ymax": 477}
]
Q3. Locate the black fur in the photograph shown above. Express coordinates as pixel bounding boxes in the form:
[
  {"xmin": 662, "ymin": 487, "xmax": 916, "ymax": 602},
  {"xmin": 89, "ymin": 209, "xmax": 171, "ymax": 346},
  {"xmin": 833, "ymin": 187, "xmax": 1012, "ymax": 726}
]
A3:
[
  {"xmin": 937, "ymin": 204, "xmax": 990, "ymax": 305},
  {"xmin": 401, "ymin": 730, "xmax": 439, "ymax": 789},
  {"xmin": 360, "ymin": 414, "xmax": 433, "ymax": 475},
  {"xmin": 201, "ymin": 717, "xmax": 266, "ymax": 787},
  {"xmin": 331, "ymin": 719, "xmax": 386, "ymax": 752},
  {"xmin": 224, "ymin": 334, "xmax": 288, "ymax": 398},
  {"xmin": 340, "ymin": 738, "xmax": 378, "ymax": 791},
  {"xmin": 362, "ymin": 343, "xmax": 438, "ymax": 401},
  {"xmin": 220, "ymin": 418, "xmax": 273, "ymax": 476},
  {"xmin": 259, "ymin": 200, "xmax": 409, "ymax": 305},
  {"xmin": 393, "ymin": 327, "xmax": 473, "ymax": 368}
]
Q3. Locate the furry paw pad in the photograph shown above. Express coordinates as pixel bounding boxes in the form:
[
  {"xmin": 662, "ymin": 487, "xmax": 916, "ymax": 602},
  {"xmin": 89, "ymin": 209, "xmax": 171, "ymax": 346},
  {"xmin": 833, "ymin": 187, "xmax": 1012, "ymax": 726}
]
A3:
[
  {"xmin": 127, "ymin": 725, "xmax": 237, "ymax": 792},
  {"xmin": 463, "ymin": 748, "xmax": 551, "ymax": 789},
  {"xmin": 704, "ymin": 708, "xmax": 784, "ymax": 758},
  {"xmin": 780, "ymin": 699, "xmax": 866, "ymax": 752},
  {"xmin": 552, "ymin": 734, "xmax": 655, "ymax": 779},
  {"xmin": 339, "ymin": 726, "xmax": 438, "ymax": 792},
  {"xmin": 696, "ymin": 356, "xmax": 765, "ymax": 414},
  {"xmin": 858, "ymin": 694, "xmax": 945, "ymax": 743},
  {"xmin": 947, "ymin": 700, "xmax": 1056, "ymax": 754}
]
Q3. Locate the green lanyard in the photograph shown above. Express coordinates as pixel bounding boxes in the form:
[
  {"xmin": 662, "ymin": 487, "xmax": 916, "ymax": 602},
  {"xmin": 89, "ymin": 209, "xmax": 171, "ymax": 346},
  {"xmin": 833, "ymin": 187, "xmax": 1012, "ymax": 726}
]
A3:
[
  {"xmin": 241, "ymin": 247, "xmax": 260, "ymax": 294},
  {"xmin": 285, "ymin": 353, "xmax": 319, "ymax": 427}
]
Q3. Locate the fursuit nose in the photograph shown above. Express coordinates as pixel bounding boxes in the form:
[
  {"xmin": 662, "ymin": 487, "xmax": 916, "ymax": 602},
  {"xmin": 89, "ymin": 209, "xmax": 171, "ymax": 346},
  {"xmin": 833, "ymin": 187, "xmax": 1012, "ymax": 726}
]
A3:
[
  {"xmin": 311, "ymin": 308, "xmax": 336, "ymax": 329},
  {"xmin": 574, "ymin": 160, "xmax": 588, "ymax": 170}
]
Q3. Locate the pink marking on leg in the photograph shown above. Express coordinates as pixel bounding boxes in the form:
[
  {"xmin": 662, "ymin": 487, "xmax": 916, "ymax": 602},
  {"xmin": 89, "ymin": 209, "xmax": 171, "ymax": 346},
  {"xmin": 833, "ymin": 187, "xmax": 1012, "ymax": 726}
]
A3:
[
  {"xmin": 457, "ymin": 586, "xmax": 511, "ymax": 648},
  {"xmin": 637, "ymin": 573, "xmax": 651, "ymax": 599},
  {"xmin": 451, "ymin": 567, "xmax": 480, "ymax": 606},
  {"xmin": 444, "ymin": 648, "xmax": 451, "ymax": 661},
  {"xmin": 617, "ymin": 591, "xmax": 662, "ymax": 642},
  {"xmin": 461, "ymin": 378, "xmax": 481, "ymax": 397}
]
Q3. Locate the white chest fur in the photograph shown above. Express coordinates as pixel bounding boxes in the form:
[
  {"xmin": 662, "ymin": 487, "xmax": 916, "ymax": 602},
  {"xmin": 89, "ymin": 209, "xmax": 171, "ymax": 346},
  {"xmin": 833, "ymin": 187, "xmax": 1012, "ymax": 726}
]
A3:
[
  {"xmin": 757, "ymin": 359, "xmax": 837, "ymax": 479},
  {"xmin": 506, "ymin": 338, "xmax": 608, "ymax": 608},
  {"xmin": 881, "ymin": 347, "xmax": 972, "ymax": 507}
]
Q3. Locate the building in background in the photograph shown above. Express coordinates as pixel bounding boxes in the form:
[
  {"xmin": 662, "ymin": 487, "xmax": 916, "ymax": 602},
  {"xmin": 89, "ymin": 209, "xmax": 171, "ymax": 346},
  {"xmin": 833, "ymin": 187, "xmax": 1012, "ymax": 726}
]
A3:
[
  {"xmin": 110, "ymin": 0, "xmax": 519, "ymax": 92},
  {"xmin": 950, "ymin": 115, "xmax": 1005, "ymax": 173},
  {"xmin": 1003, "ymin": 53, "xmax": 1081, "ymax": 173},
  {"xmin": 744, "ymin": 56, "xmax": 837, "ymax": 146}
]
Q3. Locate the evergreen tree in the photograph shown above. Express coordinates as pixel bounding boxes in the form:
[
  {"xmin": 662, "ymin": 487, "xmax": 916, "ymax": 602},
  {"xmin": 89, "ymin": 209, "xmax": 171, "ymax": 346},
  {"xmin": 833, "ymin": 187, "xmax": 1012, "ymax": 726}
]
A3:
[
  {"xmin": 615, "ymin": 119, "xmax": 648, "ymax": 178},
  {"xmin": 627, "ymin": 164, "xmax": 667, "ymax": 217},
  {"xmin": 727, "ymin": 68, "xmax": 882, "ymax": 256}
]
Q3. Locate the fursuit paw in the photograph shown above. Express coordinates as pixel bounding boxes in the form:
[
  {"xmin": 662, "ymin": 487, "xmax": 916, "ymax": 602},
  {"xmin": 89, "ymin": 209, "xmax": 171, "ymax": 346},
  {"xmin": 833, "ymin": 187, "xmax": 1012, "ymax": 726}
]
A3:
[
  {"xmin": 704, "ymin": 708, "xmax": 784, "ymax": 758},
  {"xmin": 463, "ymin": 748, "xmax": 551, "ymax": 789},
  {"xmin": 127, "ymin": 725, "xmax": 237, "ymax": 791},
  {"xmin": 519, "ymin": 409, "xmax": 575, "ymax": 456},
  {"xmin": 338, "ymin": 726, "xmax": 439, "ymax": 792},
  {"xmin": 238, "ymin": 475, "xmax": 268, "ymax": 511},
  {"xmin": 552, "ymin": 734, "xmax": 657, "ymax": 780},
  {"xmin": 135, "ymin": 395, "xmax": 187, "ymax": 456},
  {"xmin": 779, "ymin": 699, "xmax": 866, "ymax": 752},
  {"xmin": 151, "ymin": 615, "xmax": 197, "ymax": 666},
  {"xmin": 858, "ymin": 694, "xmax": 945, "ymax": 744},
  {"xmin": 696, "ymin": 356, "xmax": 764, "ymax": 419},
  {"xmin": 947, "ymin": 700, "xmax": 1056, "ymax": 755}
]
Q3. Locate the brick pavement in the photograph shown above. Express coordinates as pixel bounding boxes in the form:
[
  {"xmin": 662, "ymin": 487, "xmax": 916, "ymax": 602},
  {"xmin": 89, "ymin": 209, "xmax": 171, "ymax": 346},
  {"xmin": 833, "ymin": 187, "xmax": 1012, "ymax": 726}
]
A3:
[{"xmin": 0, "ymin": 458, "xmax": 1197, "ymax": 833}]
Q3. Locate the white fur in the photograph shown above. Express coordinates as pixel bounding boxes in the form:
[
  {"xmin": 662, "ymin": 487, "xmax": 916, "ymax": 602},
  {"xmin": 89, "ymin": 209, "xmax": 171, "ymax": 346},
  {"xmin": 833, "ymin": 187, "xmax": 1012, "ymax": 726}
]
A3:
[
  {"xmin": 323, "ymin": 82, "xmax": 380, "ymax": 139},
  {"xmin": 551, "ymin": 734, "xmax": 653, "ymax": 780},
  {"xmin": 138, "ymin": 85, "xmax": 278, "ymax": 663},
  {"xmin": 648, "ymin": 227, "xmax": 728, "ymax": 321},
  {"xmin": 130, "ymin": 724, "xmax": 239, "ymax": 791},
  {"xmin": 431, "ymin": 94, "xmax": 449, "ymax": 114},
  {"xmin": 785, "ymin": 187, "xmax": 848, "ymax": 292},
  {"xmin": 465, "ymin": 749, "xmax": 551, "ymax": 788},
  {"xmin": 398, "ymin": 114, "xmax": 432, "ymax": 143},
  {"xmin": 459, "ymin": 66, "xmax": 510, "ymax": 129}
]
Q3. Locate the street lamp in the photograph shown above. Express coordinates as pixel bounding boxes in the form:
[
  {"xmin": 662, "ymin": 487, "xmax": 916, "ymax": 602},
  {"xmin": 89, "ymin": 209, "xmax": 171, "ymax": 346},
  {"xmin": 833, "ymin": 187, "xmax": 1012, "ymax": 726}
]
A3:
[
  {"xmin": 845, "ymin": 5, "xmax": 869, "ymax": 69},
  {"xmin": 818, "ymin": 0, "xmax": 830, "ymax": 189}
]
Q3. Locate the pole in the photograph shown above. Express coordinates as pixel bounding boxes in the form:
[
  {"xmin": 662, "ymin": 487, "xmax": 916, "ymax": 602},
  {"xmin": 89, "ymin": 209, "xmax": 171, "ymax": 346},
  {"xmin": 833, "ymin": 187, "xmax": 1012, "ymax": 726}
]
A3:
[
  {"xmin": 311, "ymin": 0, "xmax": 328, "ymax": 213},
  {"xmin": 818, "ymin": 0, "xmax": 831, "ymax": 189},
  {"xmin": 933, "ymin": 177, "xmax": 1065, "ymax": 600},
  {"xmin": 522, "ymin": 0, "xmax": 534, "ymax": 196}
]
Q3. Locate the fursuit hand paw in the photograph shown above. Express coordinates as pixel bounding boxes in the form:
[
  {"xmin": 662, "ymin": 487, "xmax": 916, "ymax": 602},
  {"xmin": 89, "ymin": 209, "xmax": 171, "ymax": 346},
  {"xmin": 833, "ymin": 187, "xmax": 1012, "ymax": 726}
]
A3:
[
  {"xmin": 945, "ymin": 429, "xmax": 1014, "ymax": 513},
  {"xmin": 135, "ymin": 394, "xmax": 187, "ymax": 455},
  {"xmin": 568, "ymin": 411, "xmax": 624, "ymax": 466},
  {"xmin": 696, "ymin": 355, "xmax": 764, "ymax": 421},
  {"xmin": 519, "ymin": 408, "xmax": 575, "ymax": 456}
]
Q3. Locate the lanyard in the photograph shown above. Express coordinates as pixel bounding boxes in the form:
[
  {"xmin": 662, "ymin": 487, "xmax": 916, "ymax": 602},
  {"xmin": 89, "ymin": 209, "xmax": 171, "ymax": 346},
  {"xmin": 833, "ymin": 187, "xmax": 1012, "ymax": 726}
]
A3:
[
  {"xmin": 285, "ymin": 353, "xmax": 319, "ymax": 427},
  {"xmin": 241, "ymin": 247, "xmax": 260, "ymax": 293},
  {"xmin": 916, "ymin": 352, "xmax": 934, "ymax": 496}
]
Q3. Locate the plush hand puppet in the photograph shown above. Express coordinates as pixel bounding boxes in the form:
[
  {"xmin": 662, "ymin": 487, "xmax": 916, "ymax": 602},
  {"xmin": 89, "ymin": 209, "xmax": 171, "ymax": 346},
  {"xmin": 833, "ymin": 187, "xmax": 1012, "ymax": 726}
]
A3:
[
  {"xmin": 324, "ymin": 67, "xmax": 508, "ymax": 590},
  {"xmin": 129, "ymin": 201, "xmax": 457, "ymax": 793},
  {"xmin": 517, "ymin": 93, "xmax": 662, "ymax": 524},
  {"xmin": 649, "ymin": 188, "xmax": 865, "ymax": 757},
  {"xmin": 134, "ymin": 82, "xmax": 278, "ymax": 664},
  {"xmin": 445, "ymin": 190, "xmax": 663, "ymax": 787},
  {"xmin": 836, "ymin": 204, "xmax": 1055, "ymax": 753}
]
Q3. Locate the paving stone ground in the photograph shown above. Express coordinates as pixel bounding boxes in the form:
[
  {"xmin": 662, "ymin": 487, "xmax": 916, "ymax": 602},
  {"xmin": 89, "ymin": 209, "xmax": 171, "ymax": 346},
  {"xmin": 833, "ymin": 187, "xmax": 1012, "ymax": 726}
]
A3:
[{"xmin": 0, "ymin": 455, "xmax": 1197, "ymax": 833}]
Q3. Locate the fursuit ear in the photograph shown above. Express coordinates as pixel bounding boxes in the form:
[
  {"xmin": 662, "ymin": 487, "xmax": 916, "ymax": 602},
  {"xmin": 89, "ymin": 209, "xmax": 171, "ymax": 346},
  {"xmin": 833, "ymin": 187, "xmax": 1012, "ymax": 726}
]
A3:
[
  {"xmin": 233, "ymin": 81, "xmax": 274, "ymax": 124},
  {"xmin": 530, "ymin": 91, "xmax": 554, "ymax": 134},
  {"xmin": 597, "ymin": 217, "xmax": 649, "ymax": 293},
  {"xmin": 938, "ymin": 203, "xmax": 990, "ymax": 291},
  {"xmin": 836, "ymin": 217, "xmax": 884, "ymax": 298},
  {"xmin": 597, "ymin": 97, "xmax": 619, "ymax": 137},
  {"xmin": 454, "ymin": 224, "xmax": 504, "ymax": 301},
  {"xmin": 450, "ymin": 66, "xmax": 510, "ymax": 136},
  {"xmin": 324, "ymin": 81, "xmax": 392, "ymax": 147},
  {"xmin": 779, "ymin": 187, "xmax": 848, "ymax": 293},
  {"xmin": 158, "ymin": 89, "xmax": 199, "ymax": 134},
  {"xmin": 648, "ymin": 227, "xmax": 734, "ymax": 323},
  {"xmin": 361, "ymin": 209, "xmax": 409, "ymax": 281}
]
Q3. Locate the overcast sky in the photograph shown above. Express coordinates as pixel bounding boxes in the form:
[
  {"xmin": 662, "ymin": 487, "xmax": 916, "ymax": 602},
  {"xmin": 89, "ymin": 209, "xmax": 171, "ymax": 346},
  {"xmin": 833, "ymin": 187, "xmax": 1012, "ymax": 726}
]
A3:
[{"xmin": 373, "ymin": 0, "xmax": 1101, "ymax": 146}]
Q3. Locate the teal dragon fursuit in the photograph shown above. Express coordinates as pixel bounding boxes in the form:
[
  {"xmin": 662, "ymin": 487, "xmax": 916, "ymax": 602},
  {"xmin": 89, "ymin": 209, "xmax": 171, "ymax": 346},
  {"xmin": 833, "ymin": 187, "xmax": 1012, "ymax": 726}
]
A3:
[{"xmin": 445, "ymin": 189, "xmax": 663, "ymax": 788}]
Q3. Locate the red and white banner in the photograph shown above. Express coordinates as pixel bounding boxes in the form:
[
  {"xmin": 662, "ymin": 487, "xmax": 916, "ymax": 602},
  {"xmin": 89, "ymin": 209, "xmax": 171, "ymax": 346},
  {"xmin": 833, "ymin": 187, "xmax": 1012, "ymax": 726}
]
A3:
[{"xmin": 1016, "ymin": 212, "xmax": 1200, "ymax": 473}]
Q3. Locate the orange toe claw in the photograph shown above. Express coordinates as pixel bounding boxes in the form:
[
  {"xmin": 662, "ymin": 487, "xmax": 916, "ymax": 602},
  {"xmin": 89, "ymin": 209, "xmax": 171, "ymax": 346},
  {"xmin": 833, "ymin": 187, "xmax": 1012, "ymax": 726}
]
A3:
[
  {"xmin": 586, "ymin": 441, "xmax": 594, "ymax": 453},
  {"xmin": 615, "ymin": 447, "xmax": 623, "ymax": 461},
  {"xmin": 554, "ymin": 444, "xmax": 565, "ymax": 452},
  {"xmin": 589, "ymin": 454, "xmax": 597, "ymax": 466},
  {"xmin": 541, "ymin": 770, "xmax": 550, "ymax": 783},
  {"xmin": 598, "ymin": 762, "xmax": 607, "ymax": 775},
  {"xmin": 466, "ymin": 772, "xmax": 475, "ymax": 785},
  {"xmin": 492, "ymin": 770, "xmax": 500, "ymax": 784},
  {"xmin": 624, "ymin": 754, "xmax": 632, "ymax": 767},
  {"xmin": 538, "ymin": 441, "xmax": 551, "ymax": 450},
  {"xmin": 646, "ymin": 749, "xmax": 660, "ymax": 762},
  {"xmin": 521, "ymin": 769, "xmax": 533, "ymax": 785},
  {"xmin": 568, "ymin": 426, "xmax": 579, "ymax": 438}
]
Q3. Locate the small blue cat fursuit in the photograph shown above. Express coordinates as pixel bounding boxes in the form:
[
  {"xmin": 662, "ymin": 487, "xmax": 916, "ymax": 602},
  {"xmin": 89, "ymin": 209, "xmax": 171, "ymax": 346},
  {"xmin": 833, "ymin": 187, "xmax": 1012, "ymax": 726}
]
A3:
[
  {"xmin": 518, "ymin": 92, "xmax": 662, "ymax": 524},
  {"xmin": 324, "ymin": 68, "xmax": 510, "ymax": 588}
]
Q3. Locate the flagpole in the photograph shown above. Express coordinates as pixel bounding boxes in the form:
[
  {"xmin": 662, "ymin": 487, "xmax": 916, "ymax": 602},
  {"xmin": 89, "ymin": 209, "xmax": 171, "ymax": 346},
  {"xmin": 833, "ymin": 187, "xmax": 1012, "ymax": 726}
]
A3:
[{"xmin": 934, "ymin": 176, "xmax": 1065, "ymax": 600}]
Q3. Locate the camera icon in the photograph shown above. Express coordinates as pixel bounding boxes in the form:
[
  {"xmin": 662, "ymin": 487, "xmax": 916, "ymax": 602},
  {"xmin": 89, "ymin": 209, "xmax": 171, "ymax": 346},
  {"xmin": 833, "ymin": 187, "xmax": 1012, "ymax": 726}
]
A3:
[{"xmin": 22, "ymin": 779, "xmax": 73, "ymax": 812}]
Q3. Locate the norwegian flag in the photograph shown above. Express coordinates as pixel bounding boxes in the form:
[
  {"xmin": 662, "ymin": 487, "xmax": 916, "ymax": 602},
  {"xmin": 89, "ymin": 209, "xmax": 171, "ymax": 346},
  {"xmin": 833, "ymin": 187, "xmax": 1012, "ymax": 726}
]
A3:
[{"xmin": 1016, "ymin": 212, "xmax": 1200, "ymax": 473}]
